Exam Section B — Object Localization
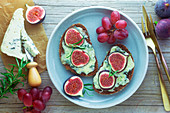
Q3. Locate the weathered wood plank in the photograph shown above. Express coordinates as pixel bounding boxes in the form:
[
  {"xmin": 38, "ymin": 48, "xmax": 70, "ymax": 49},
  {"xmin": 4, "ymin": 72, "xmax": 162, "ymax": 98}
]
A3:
[
  {"xmin": 0, "ymin": 105, "xmax": 166, "ymax": 113},
  {"xmin": 0, "ymin": 0, "xmax": 170, "ymax": 112}
]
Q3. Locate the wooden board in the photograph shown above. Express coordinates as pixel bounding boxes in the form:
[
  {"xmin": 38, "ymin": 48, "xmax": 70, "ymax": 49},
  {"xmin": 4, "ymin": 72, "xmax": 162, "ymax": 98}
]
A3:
[{"xmin": 0, "ymin": 0, "xmax": 169, "ymax": 112}]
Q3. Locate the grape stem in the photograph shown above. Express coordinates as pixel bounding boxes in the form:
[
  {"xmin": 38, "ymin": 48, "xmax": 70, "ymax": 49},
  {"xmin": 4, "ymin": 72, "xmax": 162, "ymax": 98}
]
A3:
[{"xmin": 23, "ymin": 105, "xmax": 33, "ymax": 109}]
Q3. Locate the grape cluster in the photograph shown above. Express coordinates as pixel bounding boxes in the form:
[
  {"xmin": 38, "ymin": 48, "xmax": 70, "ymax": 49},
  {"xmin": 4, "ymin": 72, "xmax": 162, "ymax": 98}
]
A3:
[
  {"xmin": 17, "ymin": 86, "xmax": 52, "ymax": 113},
  {"xmin": 96, "ymin": 11, "xmax": 128, "ymax": 44}
]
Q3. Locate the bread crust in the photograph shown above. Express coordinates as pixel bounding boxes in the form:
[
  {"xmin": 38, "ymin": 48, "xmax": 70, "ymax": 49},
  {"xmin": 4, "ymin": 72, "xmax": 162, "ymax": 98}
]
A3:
[
  {"xmin": 93, "ymin": 44, "xmax": 134, "ymax": 95},
  {"xmin": 59, "ymin": 23, "xmax": 98, "ymax": 77}
]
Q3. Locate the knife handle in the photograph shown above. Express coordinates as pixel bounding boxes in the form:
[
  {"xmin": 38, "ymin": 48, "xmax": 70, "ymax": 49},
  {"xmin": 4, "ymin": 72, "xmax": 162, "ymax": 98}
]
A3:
[
  {"xmin": 156, "ymin": 47, "xmax": 170, "ymax": 83},
  {"xmin": 153, "ymin": 51, "xmax": 170, "ymax": 111},
  {"xmin": 26, "ymin": 62, "xmax": 42, "ymax": 87}
]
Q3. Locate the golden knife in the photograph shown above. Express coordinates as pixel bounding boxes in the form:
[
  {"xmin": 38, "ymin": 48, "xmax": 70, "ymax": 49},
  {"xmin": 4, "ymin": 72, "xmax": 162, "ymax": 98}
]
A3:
[
  {"xmin": 143, "ymin": 6, "xmax": 170, "ymax": 111},
  {"xmin": 143, "ymin": 6, "xmax": 170, "ymax": 83}
]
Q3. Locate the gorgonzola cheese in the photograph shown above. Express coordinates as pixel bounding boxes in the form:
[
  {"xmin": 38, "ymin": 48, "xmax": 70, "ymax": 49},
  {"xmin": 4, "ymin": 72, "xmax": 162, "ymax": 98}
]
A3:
[{"xmin": 1, "ymin": 8, "xmax": 39, "ymax": 60}]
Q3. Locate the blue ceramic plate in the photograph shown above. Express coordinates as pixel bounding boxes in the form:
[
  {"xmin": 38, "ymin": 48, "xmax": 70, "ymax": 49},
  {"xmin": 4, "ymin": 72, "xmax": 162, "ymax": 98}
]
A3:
[{"xmin": 46, "ymin": 6, "xmax": 148, "ymax": 108}]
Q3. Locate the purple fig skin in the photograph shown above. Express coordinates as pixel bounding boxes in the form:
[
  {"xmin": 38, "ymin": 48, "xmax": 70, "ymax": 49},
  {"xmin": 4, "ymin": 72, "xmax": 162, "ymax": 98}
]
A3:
[
  {"xmin": 155, "ymin": 19, "xmax": 170, "ymax": 38},
  {"xmin": 31, "ymin": 12, "xmax": 46, "ymax": 25},
  {"xmin": 108, "ymin": 52, "xmax": 128, "ymax": 73},
  {"xmin": 155, "ymin": 0, "xmax": 170, "ymax": 18},
  {"xmin": 63, "ymin": 76, "xmax": 83, "ymax": 97},
  {"xmin": 36, "ymin": 13, "xmax": 46, "ymax": 24},
  {"xmin": 98, "ymin": 70, "xmax": 116, "ymax": 90},
  {"xmin": 26, "ymin": 5, "xmax": 46, "ymax": 24}
]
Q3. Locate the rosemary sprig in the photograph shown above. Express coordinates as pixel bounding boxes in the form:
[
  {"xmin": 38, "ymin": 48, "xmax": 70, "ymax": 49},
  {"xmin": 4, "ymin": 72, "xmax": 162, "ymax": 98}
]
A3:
[
  {"xmin": 69, "ymin": 44, "xmax": 85, "ymax": 49},
  {"xmin": 83, "ymin": 83, "xmax": 94, "ymax": 96},
  {"xmin": 66, "ymin": 36, "xmax": 85, "ymax": 58},
  {"xmin": 109, "ymin": 65, "xmax": 119, "ymax": 77},
  {"xmin": 84, "ymin": 83, "xmax": 93, "ymax": 86},
  {"xmin": 83, "ymin": 90, "xmax": 94, "ymax": 96},
  {"xmin": 66, "ymin": 46, "xmax": 74, "ymax": 58},
  {"xmin": 0, "ymin": 58, "xmax": 29, "ymax": 99},
  {"xmin": 73, "ymin": 36, "xmax": 84, "ymax": 45}
]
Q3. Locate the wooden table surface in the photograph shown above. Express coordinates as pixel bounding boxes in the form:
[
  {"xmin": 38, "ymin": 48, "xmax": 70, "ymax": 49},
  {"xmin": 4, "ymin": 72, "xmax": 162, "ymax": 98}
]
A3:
[{"xmin": 0, "ymin": 0, "xmax": 170, "ymax": 113}]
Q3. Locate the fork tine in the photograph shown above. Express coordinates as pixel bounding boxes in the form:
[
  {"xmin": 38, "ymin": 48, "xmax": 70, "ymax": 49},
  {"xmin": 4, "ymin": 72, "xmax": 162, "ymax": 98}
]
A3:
[
  {"xmin": 142, "ymin": 6, "xmax": 149, "ymax": 33},
  {"xmin": 141, "ymin": 17, "xmax": 146, "ymax": 37},
  {"xmin": 149, "ymin": 14, "xmax": 155, "ymax": 32},
  {"xmin": 150, "ymin": 14, "xmax": 155, "ymax": 31}
]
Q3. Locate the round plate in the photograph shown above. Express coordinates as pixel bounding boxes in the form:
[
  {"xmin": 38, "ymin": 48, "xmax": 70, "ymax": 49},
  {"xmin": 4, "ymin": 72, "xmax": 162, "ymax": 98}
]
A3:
[{"xmin": 46, "ymin": 6, "xmax": 148, "ymax": 109}]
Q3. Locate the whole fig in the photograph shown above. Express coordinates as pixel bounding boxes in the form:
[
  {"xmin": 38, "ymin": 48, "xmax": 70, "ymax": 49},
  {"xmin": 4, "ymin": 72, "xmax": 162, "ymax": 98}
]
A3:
[
  {"xmin": 155, "ymin": 19, "xmax": 170, "ymax": 38},
  {"xmin": 155, "ymin": 0, "xmax": 170, "ymax": 18}
]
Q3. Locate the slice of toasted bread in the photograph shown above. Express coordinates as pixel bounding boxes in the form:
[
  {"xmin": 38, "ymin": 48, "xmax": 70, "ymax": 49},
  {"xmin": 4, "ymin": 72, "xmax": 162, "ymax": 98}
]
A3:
[
  {"xmin": 59, "ymin": 23, "xmax": 98, "ymax": 76},
  {"xmin": 93, "ymin": 44, "xmax": 134, "ymax": 95}
]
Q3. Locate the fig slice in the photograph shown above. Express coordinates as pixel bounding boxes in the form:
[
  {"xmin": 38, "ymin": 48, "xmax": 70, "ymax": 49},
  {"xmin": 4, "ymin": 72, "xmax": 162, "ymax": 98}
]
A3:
[
  {"xmin": 71, "ymin": 49, "xmax": 90, "ymax": 67},
  {"xmin": 25, "ymin": 4, "xmax": 46, "ymax": 24},
  {"xmin": 64, "ymin": 76, "xmax": 83, "ymax": 97},
  {"xmin": 108, "ymin": 52, "xmax": 127, "ymax": 73},
  {"xmin": 99, "ymin": 70, "xmax": 115, "ymax": 90},
  {"xmin": 64, "ymin": 28, "xmax": 84, "ymax": 47}
]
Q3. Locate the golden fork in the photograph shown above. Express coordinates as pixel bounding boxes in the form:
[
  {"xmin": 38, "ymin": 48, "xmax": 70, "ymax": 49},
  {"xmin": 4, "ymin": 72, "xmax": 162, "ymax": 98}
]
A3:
[
  {"xmin": 142, "ymin": 6, "xmax": 170, "ymax": 83},
  {"xmin": 141, "ymin": 17, "xmax": 170, "ymax": 111}
]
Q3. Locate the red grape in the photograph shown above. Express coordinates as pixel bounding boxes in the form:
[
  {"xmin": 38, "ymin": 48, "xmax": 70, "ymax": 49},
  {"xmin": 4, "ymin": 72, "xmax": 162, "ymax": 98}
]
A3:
[
  {"xmin": 43, "ymin": 86, "xmax": 52, "ymax": 95},
  {"xmin": 30, "ymin": 88, "xmax": 39, "ymax": 100},
  {"xmin": 23, "ymin": 107, "xmax": 32, "ymax": 113},
  {"xmin": 97, "ymin": 32, "xmax": 109, "ymax": 43},
  {"xmin": 115, "ymin": 20, "xmax": 127, "ymax": 29},
  {"xmin": 110, "ymin": 11, "xmax": 120, "ymax": 24},
  {"xmin": 107, "ymin": 33, "xmax": 116, "ymax": 44},
  {"xmin": 18, "ymin": 89, "xmax": 27, "ymax": 101},
  {"xmin": 113, "ymin": 29, "xmax": 128, "ymax": 40},
  {"xmin": 38, "ymin": 90, "xmax": 43, "ymax": 100},
  {"xmin": 23, "ymin": 93, "xmax": 33, "ymax": 107},
  {"xmin": 32, "ymin": 109, "xmax": 41, "ymax": 113},
  {"xmin": 41, "ymin": 92, "xmax": 51, "ymax": 103},
  {"xmin": 102, "ymin": 17, "xmax": 112, "ymax": 30},
  {"xmin": 33, "ymin": 100, "xmax": 45, "ymax": 111},
  {"xmin": 96, "ymin": 26, "xmax": 105, "ymax": 34}
]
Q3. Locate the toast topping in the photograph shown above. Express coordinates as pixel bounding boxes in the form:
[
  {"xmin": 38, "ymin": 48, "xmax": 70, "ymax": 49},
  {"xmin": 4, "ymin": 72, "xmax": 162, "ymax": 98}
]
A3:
[
  {"xmin": 99, "ymin": 70, "xmax": 115, "ymax": 90},
  {"xmin": 71, "ymin": 49, "xmax": 90, "ymax": 67},
  {"xmin": 93, "ymin": 46, "xmax": 134, "ymax": 92},
  {"xmin": 64, "ymin": 28, "xmax": 84, "ymax": 47},
  {"xmin": 108, "ymin": 52, "xmax": 127, "ymax": 73},
  {"xmin": 61, "ymin": 27, "xmax": 96, "ymax": 75},
  {"xmin": 64, "ymin": 76, "xmax": 83, "ymax": 97}
]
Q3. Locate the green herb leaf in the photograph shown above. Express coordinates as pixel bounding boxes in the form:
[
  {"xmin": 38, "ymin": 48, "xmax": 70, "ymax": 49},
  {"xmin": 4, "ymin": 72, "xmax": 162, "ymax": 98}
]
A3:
[
  {"xmin": 8, "ymin": 64, "xmax": 17, "ymax": 67},
  {"xmin": 0, "ymin": 80, "xmax": 5, "ymax": 89},
  {"xmin": 9, "ymin": 88, "xmax": 14, "ymax": 94},
  {"xmin": 84, "ymin": 83, "xmax": 93, "ymax": 86},
  {"xmin": 83, "ymin": 90, "xmax": 94, "ymax": 96},
  {"xmin": 69, "ymin": 44, "xmax": 85, "ymax": 49},
  {"xmin": 0, "ymin": 87, "xmax": 3, "ymax": 94},
  {"xmin": 0, "ymin": 58, "xmax": 28, "ymax": 99},
  {"xmin": 4, "ymin": 68, "xmax": 11, "ymax": 73},
  {"xmin": 3, "ymin": 96, "xmax": 8, "ymax": 98},
  {"xmin": 66, "ymin": 47, "xmax": 74, "ymax": 58},
  {"xmin": 84, "ymin": 87, "xmax": 94, "ymax": 91},
  {"xmin": 16, "ymin": 58, "xmax": 19, "ymax": 67},
  {"xmin": 109, "ymin": 70, "xmax": 119, "ymax": 77},
  {"xmin": 66, "ymin": 34, "xmax": 85, "ymax": 58},
  {"xmin": 154, "ymin": 21, "xmax": 158, "ymax": 25},
  {"xmin": 73, "ymin": 36, "xmax": 84, "ymax": 45}
]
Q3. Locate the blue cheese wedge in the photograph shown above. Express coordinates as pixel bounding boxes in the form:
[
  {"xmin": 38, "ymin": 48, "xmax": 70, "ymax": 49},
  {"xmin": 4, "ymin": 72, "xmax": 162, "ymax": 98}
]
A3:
[
  {"xmin": 1, "ymin": 8, "xmax": 39, "ymax": 60},
  {"xmin": 21, "ymin": 28, "xmax": 39, "ymax": 57}
]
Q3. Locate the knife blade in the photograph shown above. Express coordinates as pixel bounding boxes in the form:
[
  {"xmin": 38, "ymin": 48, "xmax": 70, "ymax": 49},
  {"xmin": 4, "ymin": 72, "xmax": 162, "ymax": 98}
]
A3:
[
  {"xmin": 25, "ymin": 48, "xmax": 33, "ymax": 62},
  {"xmin": 142, "ymin": 6, "xmax": 170, "ymax": 83}
]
